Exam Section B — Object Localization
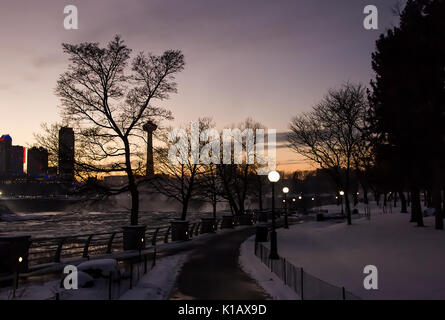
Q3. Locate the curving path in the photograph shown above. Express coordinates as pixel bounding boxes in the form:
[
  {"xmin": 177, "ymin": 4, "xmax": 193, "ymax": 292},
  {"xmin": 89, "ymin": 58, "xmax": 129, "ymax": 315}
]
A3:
[{"xmin": 169, "ymin": 227, "xmax": 269, "ymax": 300}]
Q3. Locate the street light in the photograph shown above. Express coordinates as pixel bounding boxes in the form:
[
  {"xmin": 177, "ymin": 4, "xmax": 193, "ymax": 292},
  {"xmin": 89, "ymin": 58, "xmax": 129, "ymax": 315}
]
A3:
[
  {"xmin": 268, "ymin": 171, "xmax": 280, "ymax": 259},
  {"xmin": 282, "ymin": 187, "xmax": 289, "ymax": 229},
  {"xmin": 339, "ymin": 190, "xmax": 345, "ymax": 215}
]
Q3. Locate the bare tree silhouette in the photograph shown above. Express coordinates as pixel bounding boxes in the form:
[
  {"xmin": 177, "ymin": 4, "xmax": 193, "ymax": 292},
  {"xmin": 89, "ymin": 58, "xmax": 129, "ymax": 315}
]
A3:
[
  {"xmin": 55, "ymin": 35, "xmax": 185, "ymax": 225},
  {"xmin": 288, "ymin": 83, "xmax": 370, "ymax": 225}
]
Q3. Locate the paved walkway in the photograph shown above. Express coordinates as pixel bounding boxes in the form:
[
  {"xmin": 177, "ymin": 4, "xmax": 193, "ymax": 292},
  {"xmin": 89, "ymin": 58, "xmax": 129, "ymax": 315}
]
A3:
[{"xmin": 169, "ymin": 227, "xmax": 269, "ymax": 300}]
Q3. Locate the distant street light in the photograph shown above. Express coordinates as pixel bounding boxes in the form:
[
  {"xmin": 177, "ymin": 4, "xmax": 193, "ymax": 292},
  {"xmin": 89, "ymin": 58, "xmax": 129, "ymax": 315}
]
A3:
[
  {"xmin": 268, "ymin": 171, "xmax": 280, "ymax": 259},
  {"xmin": 282, "ymin": 187, "xmax": 289, "ymax": 229},
  {"xmin": 339, "ymin": 190, "xmax": 345, "ymax": 215}
]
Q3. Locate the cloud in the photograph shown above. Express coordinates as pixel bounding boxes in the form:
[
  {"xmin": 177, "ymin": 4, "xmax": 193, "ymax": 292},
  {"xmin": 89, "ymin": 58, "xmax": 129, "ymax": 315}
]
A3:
[
  {"xmin": 0, "ymin": 83, "xmax": 12, "ymax": 91},
  {"xmin": 32, "ymin": 55, "xmax": 65, "ymax": 68},
  {"xmin": 276, "ymin": 131, "xmax": 289, "ymax": 143}
]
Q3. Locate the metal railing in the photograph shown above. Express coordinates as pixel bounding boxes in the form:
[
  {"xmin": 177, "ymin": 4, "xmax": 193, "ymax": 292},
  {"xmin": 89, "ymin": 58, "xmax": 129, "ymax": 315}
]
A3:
[
  {"xmin": 21, "ymin": 216, "xmax": 234, "ymax": 269},
  {"xmin": 255, "ymin": 243, "xmax": 360, "ymax": 300},
  {"xmin": 26, "ymin": 220, "xmax": 223, "ymax": 268}
]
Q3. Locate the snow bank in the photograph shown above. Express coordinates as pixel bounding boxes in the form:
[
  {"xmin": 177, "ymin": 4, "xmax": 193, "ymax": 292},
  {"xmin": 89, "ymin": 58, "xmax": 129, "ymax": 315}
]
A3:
[
  {"xmin": 239, "ymin": 237, "xmax": 299, "ymax": 300},
  {"xmin": 120, "ymin": 253, "xmax": 189, "ymax": 300},
  {"xmin": 77, "ymin": 259, "xmax": 119, "ymax": 278},
  {"xmin": 246, "ymin": 208, "xmax": 445, "ymax": 299},
  {"xmin": 0, "ymin": 253, "xmax": 190, "ymax": 300}
]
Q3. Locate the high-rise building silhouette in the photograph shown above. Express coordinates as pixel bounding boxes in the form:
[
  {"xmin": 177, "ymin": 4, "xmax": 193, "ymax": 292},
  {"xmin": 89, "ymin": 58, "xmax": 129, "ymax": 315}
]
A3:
[
  {"xmin": 0, "ymin": 135, "xmax": 12, "ymax": 176},
  {"xmin": 27, "ymin": 147, "xmax": 49, "ymax": 177},
  {"xmin": 58, "ymin": 127, "xmax": 75, "ymax": 181},
  {"xmin": 0, "ymin": 135, "xmax": 25, "ymax": 177},
  {"xmin": 10, "ymin": 145, "xmax": 24, "ymax": 176}
]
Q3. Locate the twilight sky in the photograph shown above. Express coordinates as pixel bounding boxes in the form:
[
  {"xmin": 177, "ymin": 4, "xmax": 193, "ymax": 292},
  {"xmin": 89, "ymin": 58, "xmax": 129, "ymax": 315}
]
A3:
[{"xmin": 0, "ymin": 0, "xmax": 399, "ymax": 172}]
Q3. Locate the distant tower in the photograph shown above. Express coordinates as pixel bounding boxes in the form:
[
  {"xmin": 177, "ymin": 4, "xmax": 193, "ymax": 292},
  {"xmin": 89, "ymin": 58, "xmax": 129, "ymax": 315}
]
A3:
[
  {"xmin": 142, "ymin": 121, "xmax": 157, "ymax": 176},
  {"xmin": 0, "ymin": 135, "xmax": 12, "ymax": 176},
  {"xmin": 58, "ymin": 127, "xmax": 75, "ymax": 181}
]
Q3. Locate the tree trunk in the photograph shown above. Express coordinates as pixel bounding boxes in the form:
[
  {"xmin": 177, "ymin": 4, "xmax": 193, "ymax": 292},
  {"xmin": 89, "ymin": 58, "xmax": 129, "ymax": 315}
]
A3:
[
  {"xmin": 427, "ymin": 189, "xmax": 433, "ymax": 208},
  {"xmin": 212, "ymin": 198, "xmax": 217, "ymax": 219},
  {"xmin": 411, "ymin": 187, "xmax": 424, "ymax": 227},
  {"xmin": 432, "ymin": 163, "xmax": 443, "ymax": 230},
  {"xmin": 443, "ymin": 185, "xmax": 445, "ymax": 218},
  {"xmin": 353, "ymin": 192, "xmax": 358, "ymax": 207},
  {"xmin": 407, "ymin": 192, "xmax": 411, "ymax": 207},
  {"xmin": 258, "ymin": 177, "xmax": 263, "ymax": 211},
  {"xmin": 181, "ymin": 198, "xmax": 189, "ymax": 221},
  {"xmin": 393, "ymin": 192, "xmax": 398, "ymax": 208},
  {"xmin": 363, "ymin": 187, "xmax": 369, "ymax": 205},
  {"xmin": 125, "ymin": 140, "xmax": 139, "ymax": 226},
  {"xmin": 345, "ymin": 191, "xmax": 352, "ymax": 225},
  {"xmin": 375, "ymin": 193, "xmax": 380, "ymax": 206},
  {"xmin": 345, "ymin": 169, "xmax": 352, "ymax": 225},
  {"xmin": 399, "ymin": 192, "xmax": 407, "ymax": 213},
  {"xmin": 129, "ymin": 180, "xmax": 139, "ymax": 226}
]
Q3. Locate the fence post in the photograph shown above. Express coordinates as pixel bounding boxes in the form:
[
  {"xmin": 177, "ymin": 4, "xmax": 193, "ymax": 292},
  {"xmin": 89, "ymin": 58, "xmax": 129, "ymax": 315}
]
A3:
[
  {"xmin": 151, "ymin": 228, "xmax": 159, "ymax": 246},
  {"xmin": 54, "ymin": 237, "xmax": 66, "ymax": 263},
  {"xmin": 106, "ymin": 232, "xmax": 116, "ymax": 254},
  {"xmin": 83, "ymin": 235, "xmax": 93, "ymax": 258},
  {"xmin": 108, "ymin": 271, "xmax": 112, "ymax": 300},
  {"xmin": 164, "ymin": 227, "xmax": 171, "ymax": 243},
  {"xmin": 300, "ymin": 268, "xmax": 304, "ymax": 300},
  {"xmin": 152, "ymin": 246, "xmax": 157, "ymax": 268},
  {"xmin": 129, "ymin": 262, "xmax": 133, "ymax": 289},
  {"xmin": 283, "ymin": 258, "xmax": 287, "ymax": 285},
  {"xmin": 342, "ymin": 287, "xmax": 346, "ymax": 300},
  {"xmin": 12, "ymin": 271, "xmax": 18, "ymax": 298},
  {"xmin": 189, "ymin": 223, "xmax": 196, "ymax": 238}
]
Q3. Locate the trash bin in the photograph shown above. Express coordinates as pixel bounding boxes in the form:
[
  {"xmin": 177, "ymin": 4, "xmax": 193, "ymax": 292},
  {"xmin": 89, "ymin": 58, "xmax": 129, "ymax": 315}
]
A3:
[{"xmin": 255, "ymin": 225, "xmax": 269, "ymax": 242}]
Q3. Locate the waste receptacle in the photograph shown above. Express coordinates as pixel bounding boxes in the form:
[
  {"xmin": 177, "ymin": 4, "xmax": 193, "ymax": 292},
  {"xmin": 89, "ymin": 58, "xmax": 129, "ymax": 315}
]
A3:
[{"xmin": 255, "ymin": 225, "xmax": 269, "ymax": 242}]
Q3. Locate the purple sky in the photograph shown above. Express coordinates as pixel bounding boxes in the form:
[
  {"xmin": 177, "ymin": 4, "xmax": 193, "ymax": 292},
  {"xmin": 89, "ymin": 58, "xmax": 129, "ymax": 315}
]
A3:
[{"xmin": 0, "ymin": 0, "xmax": 399, "ymax": 171}]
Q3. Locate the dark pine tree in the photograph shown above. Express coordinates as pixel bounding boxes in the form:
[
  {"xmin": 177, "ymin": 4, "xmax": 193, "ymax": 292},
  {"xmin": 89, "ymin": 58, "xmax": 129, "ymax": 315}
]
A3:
[{"xmin": 369, "ymin": 0, "xmax": 445, "ymax": 229}]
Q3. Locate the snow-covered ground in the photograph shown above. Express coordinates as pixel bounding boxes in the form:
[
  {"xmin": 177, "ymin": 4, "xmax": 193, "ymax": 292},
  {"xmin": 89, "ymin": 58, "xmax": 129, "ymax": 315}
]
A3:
[
  {"xmin": 240, "ymin": 202, "xmax": 445, "ymax": 300},
  {"xmin": 239, "ymin": 237, "xmax": 299, "ymax": 300},
  {"xmin": 0, "ymin": 253, "xmax": 189, "ymax": 300},
  {"xmin": 120, "ymin": 253, "xmax": 188, "ymax": 300}
]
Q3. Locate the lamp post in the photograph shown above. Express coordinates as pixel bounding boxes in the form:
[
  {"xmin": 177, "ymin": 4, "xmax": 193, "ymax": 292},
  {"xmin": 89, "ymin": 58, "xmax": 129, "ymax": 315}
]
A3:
[
  {"xmin": 283, "ymin": 187, "xmax": 289, "ymax": 229},
  {"xmin": 339, "ymin": 191, "xmax": 345, "ymax": 215},
  {"xmin": 268, "ymin": 171, "xmax": 280, "ymax": 260}
]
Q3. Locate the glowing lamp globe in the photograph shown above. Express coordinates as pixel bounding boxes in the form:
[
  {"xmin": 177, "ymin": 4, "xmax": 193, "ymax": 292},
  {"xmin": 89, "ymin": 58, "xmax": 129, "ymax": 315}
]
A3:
[
  {"xmin": 268, "ymin": 171, "xmax": 280, "ymax": 183},
  {"xmin": 282, "ymin": 187, "xmax": 289, "ymax": 194}
]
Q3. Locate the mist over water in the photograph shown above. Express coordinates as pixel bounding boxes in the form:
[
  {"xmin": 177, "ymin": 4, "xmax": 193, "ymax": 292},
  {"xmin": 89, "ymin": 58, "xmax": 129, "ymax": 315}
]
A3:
[{"xmin": 0, "ymin": 210, "xmax": 225, "ymax": 238}]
